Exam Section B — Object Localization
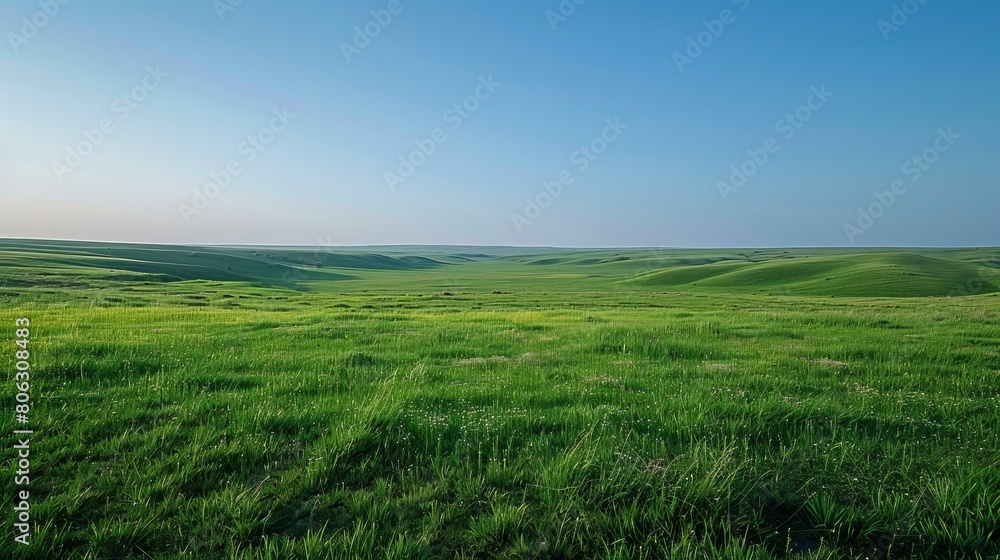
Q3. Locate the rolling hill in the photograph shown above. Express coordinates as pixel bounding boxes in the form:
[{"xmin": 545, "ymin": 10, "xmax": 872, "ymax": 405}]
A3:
[
  {"xmin": 629, "ymin": 253, "xmax": 1000, "ymax": 297},
  {"xmin": 1, "ymin": 240, "xmax": 997, "ymax": 298}
]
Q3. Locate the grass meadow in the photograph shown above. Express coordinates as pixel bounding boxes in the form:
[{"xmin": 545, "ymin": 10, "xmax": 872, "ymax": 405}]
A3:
[{"xmin": 1, "ymin": 240, "xmax": 999, "ymax": 559}]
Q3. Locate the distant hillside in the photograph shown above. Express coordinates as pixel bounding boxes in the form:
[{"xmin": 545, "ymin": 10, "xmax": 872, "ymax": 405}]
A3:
[
  {"xmin": 0, "ymin": 240, "xmax": 447, "ymax": 290},
  {"xmin": 629, "ymin": 253, "xmax": 1000, "ymax": 297},
  {"xmin": 1, "ymin": 240, "xmax": 997, "ymax": 297}
]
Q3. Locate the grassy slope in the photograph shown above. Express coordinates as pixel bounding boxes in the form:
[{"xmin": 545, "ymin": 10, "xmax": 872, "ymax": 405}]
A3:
[
  {"xmin": 1, "ymin": 240, "xmax": 999, "ymax": 559},
  {"xmin": 633, "ymin": 253, "xmax": 1000, "ymax": 297},
  {"xmin": 0, "ymin": 240, "xmax": 455, "ymax": 292},
  {"xmin": 2, "ymin": 240, "xmax": 998, "ymax": 298}
]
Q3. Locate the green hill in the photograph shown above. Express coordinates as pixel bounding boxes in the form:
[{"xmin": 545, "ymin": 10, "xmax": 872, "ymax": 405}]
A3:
[
  {"xmin": 631, "ymin": 253, "xmax": 1000, "ymax": 297},
  {"xmin": 2, "ymin": 240, "xmax": 998, "ymax": 298},
  {"xmin": 0, "ymin": 240, "xmax": 446, "ymax": 290}
]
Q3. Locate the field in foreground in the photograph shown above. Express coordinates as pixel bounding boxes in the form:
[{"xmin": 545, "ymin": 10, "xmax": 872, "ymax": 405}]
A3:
[{"xmin": 1, "ymin": 240, "xmax": 999, "ymax": 559}]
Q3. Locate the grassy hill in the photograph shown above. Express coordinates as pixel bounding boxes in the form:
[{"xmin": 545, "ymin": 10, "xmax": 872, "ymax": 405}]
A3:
[
  {"xmin": 629, "ymin": 253, "xmax": 1000, "ymax": 297},
  {"xmin": 1, "ymin": 240, "xmax": 998, "ymax": 298},
  {"xmin": 0, "ymin": 240, "xmax": 450, "ymax": 291}
]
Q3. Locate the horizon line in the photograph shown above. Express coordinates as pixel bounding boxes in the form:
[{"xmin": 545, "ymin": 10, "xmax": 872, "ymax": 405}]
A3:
[{"xmin": 1, "ymin": 237, "xmax": 998, "ymax": 251}]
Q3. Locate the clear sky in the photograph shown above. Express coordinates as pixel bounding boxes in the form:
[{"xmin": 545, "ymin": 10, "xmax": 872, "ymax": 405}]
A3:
[{"xmin": 1, "ymin": 1, "xmax": 997, "ymax": 247}]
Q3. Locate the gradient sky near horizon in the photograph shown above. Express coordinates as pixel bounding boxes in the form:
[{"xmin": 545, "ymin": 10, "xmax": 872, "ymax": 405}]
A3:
[{"xmin": 1, "ymin": 1, "xmax": 998, "ymax": 247}]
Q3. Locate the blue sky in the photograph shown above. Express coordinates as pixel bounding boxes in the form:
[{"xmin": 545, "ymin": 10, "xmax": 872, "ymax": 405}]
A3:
[{"xmin": 1, "ymin": 0, "xmax": 997, "ymax": 247}]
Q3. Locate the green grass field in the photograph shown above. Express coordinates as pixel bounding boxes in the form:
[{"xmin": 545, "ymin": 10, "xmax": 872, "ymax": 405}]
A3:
[{"xmin": 2, "ymin": 240, "xmax": 999, "ymax": 559}]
